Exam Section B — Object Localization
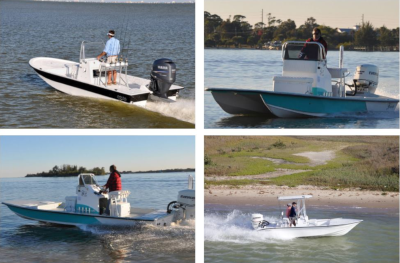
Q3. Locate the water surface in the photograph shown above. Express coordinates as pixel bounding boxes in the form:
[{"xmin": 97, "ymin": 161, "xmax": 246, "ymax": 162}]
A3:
[
  {"xmin": 204, "ymin": 204, "xmax": 399, "ymax": 263},
  {"xmin": 0, "ymin": 172, "xmax": 195, "ymax": 262},
  {"xmin": 0, "ymin": 0, "xmax": 195, "ymax": 128},
  {"xmin": 205, "ymin": 49, "xmax": 399, "ymax": 129}
]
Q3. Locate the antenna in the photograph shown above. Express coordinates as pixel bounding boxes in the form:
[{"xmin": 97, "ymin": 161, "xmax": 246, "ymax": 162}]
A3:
[
  {"xmin": 261, "ymin": 9, "xmax": 263, "ymax": 28},
  {"xmin": 362, "ymin": 14, "xmax": 364, "ymax": 25}
]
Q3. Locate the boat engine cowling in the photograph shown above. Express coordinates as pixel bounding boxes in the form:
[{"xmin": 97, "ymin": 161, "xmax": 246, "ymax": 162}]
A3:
[
  {"xmin": 353, "ymin": 64, "xmax": 379, "ymax": 94},
  {"xmin": 149, "ymin": 58, "xmax": 176, "ymax": 99},
  {"xmin": 167, "ymin": 189, "xmax": 195, "ymax": 221},
  {"xmin": 251, "ymin": 213, "xmax": 264, "ymax": 229}
]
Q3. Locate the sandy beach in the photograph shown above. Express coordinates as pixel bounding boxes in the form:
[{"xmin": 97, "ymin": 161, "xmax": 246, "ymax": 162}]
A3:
[{"xmin": 205, "ymin": 185, "xmax": 399, "ymax": 209}]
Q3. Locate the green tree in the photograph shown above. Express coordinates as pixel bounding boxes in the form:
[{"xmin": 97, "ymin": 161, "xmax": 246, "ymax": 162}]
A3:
[
  {"xmin": 273, "ymin": 19, "xmax": 296, "ymax": 40},
  {"xmin": 355, "ymin": 21, "xmax": 378, "ymax": 49},
  {"xmin": 233, "ymin": 15, "xmax": 246, "ymax": 22},
  {"xmin": 205, "ymin": 38, "xmax": 216, "ymax": 47},
  {"xmin": 378, "ymin": 26, "xmax": 394, "ymax": 46},
  {"xmin": 267, "ymin": 13, "xmax": 276, "ymax": 27},
  {"xmin": 204, "ymin": 12, "xmax": 222, "ymax": 39},
  {"xmin": 247, "ymin": 35, "xmax": 257, "ymax": 47}
]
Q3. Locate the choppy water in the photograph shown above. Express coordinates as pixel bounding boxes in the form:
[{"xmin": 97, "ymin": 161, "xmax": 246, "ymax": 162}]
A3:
[
  {"xmin": 205, "ymin": 49, "xmax": 399, "ymax": 128},
  {"xmin": 0, "ymin": 0, "xmax": 195, "ymax": 128},
  {"xmin": 205, "ymin": 204, "xmax": 399, "ymax": 263},
  {"xmin": 0, "ymin": 172, "xmax": 195, "ymax": 263}
]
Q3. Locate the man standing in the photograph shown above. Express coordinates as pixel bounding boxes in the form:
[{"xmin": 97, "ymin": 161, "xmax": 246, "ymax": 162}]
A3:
[
  {"xmin": 289, "ymin": 202, "xmax": 297, "ymax": 227},
  {"xmin": 299, "ymin": 27, "xmax": 328, "ymax": 60},
  {"xmin": 97, "ymin": 30, "xmax": 120, "ymax": 85},
  {"xmin": 103, "ymin": 164, "xmax": 122, "ymax": 193}
]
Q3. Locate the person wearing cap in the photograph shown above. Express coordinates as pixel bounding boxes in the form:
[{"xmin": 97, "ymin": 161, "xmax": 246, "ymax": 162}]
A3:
[
  {"xmin": 286, "ymin": 203, "xmax": 292, "ymax": 218},
  {"xmin": 299, "ymin": 27, "xmax": 328, "ymax": 60},
  {"xmin": 97, "ymin": 30, "xmax": 120, "ymax": 85},
  {"xmin": 289, "ymin": 202, "xmax": 297, "ymax": 227}
]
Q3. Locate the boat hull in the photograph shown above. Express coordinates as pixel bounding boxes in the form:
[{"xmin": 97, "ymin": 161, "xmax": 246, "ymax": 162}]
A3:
[
  {"xmin": 3, "ymin": 202, "xmax": 173, "ymax": 227},
  {"xmin": 258, "ymin": 220, "xmax": 362, "ymax": 238},
  {"xmin": 207, "ymin": 88, "xmax": 399, "ymax": 118},
  {"xmin": 29, "ymin": 57, "xmax": 182, "ymax": 108}
]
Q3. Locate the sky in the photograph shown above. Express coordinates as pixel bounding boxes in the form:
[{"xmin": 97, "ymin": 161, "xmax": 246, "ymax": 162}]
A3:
[
  {"xmin": 0, "ymin": 136, "xmax": 195, "ymax": 178},
  {"xmin": 205, "ymin": 0, "xmax": 399, "ymax": 29}
]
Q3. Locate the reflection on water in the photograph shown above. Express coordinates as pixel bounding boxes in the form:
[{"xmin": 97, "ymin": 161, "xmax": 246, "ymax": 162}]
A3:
[
  {"xmin": 204, "ymin": 205, "xmax": 399, "ymax": 263},
  {"xmin": 215, "ymin": 113, "xmax": 399, "ymax": 129},
  {"xmin": 205, "ymin": 49, "xmax": 399, "ymax": 128}
]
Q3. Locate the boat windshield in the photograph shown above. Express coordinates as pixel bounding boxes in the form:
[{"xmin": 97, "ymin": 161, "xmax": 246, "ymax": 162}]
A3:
[
  {"xmin": 80, "ymin": 41, "xmax": 105, "ymax": 62},
  {"xmin": 79, "ymin": 174, "xmax": 99, "ymax": 186},
  {"xmin": 283, "ymin": 42, "xmax": 324, "ymax": 61}
]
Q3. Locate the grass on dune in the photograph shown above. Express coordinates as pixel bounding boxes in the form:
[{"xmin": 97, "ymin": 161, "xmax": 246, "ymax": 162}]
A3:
[{"xmin": 204, "ymin": 136, "xmax": 399, "ymax": 191}]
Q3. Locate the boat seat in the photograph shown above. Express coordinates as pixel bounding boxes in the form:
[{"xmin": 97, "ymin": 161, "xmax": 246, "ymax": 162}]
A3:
[
  {"xmin": 109, "ymin": 190, "xmax": 131, "ymax": 203},
  {"xmin": 328, "ymin": 67, "xmax": 348, "ymax": 78}
]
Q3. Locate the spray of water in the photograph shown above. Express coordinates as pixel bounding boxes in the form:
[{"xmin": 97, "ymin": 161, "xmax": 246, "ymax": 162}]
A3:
[
  {"xmin": 205, "ymin": 210, "xmax": 295, "ymax": 243},
  {"xmin": 79, "ymin": 221, "xmax": 195, "ymax": 255},
  {"xmin": 146, "ymin": 98, "xmax": 195, "ymax": 124}
]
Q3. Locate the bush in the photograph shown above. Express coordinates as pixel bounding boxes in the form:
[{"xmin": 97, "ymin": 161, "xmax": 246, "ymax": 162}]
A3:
[{"xmin": 272, "ymin": 140, "xmax": 286, "ymax": 149}]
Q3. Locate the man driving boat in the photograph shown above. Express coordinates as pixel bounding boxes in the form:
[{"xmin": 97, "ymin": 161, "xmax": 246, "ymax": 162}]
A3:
[
  {"xmin": 96, "ymin": 30, "xmax": 120, "ymax": 85},
  {"xmin": 299, "ymin": 27, "xmax": 328, "ymax": 60},
  {"xmin": 102, "ymin": 164, "xmax": 122, "ymax": 193}
]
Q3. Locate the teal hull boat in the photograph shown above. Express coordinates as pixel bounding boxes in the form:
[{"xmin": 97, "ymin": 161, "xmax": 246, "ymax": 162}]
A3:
[{"xmin": 207, "ymin": 88, "xmax": 398, "ymax": 118}]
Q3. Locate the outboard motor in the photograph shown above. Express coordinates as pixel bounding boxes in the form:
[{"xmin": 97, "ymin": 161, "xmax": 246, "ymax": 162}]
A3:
[
  {"xmin": 350, "ymin": 64, "xmax": 379, "ymax": 95},
  {"xmin": 167, "ymin": 189, "xmax": 195, "ymax": 222},
  {"xmin": 149, "ymin": 58, "xmax": 176, "ymax": 99},
  {"xmin": 251, "ymin": 213, "xmax": 264, "ymax": 229}
]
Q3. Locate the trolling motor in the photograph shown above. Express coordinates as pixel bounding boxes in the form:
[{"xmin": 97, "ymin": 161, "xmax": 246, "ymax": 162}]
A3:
[{"xmin": 148, "ymin": 58, "xmax": 176, "ymax": 99}]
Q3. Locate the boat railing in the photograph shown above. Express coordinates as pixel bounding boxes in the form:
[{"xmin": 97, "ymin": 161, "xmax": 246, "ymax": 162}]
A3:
[
  {"xmin": 80, "ymin": 41, "xmax": 105, "ymax": 63},
  {"xmin": 109, "ymin": 190, "xmax": 131, "ymax": 203}
]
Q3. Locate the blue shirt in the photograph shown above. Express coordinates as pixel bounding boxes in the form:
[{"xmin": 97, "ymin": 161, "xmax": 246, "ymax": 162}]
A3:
[{"xmin": 103, "ymin": 37, "xmax": 120, "ymax": 56}]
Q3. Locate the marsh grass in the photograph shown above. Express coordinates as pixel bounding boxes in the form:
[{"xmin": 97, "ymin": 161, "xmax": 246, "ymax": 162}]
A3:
[
  {"xmin": 205, "ymin": 136, "xmax": 399, "ymax": 191},
  {"xmin": 205, "ymin": 179, "xmax": 258, "ymax": 187}
]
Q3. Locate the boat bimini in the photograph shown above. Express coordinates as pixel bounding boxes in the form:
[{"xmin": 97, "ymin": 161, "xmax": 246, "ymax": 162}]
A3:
[
  {"xmin": 207, "ymin": 41, "xmax": 399, "ymax": 118},
  {"xmin": 251, "ymin": 195, "xmax": 362, "ymax": 238},
  {"xmin": 29, "ymin": 41, "xmax": 184, "ymax": 108},
  {"xmin": 2, "ymin": 174, "xmax": 195, "ymax": 227}
]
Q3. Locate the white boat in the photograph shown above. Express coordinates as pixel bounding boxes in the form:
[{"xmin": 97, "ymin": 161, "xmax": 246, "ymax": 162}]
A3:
[
  {"xmin": 251, "ymin": 195, "xmax": 362, "ymax": 238},
  {"xmin": 2, "ymin": 173, "xmax": 195, "ymax": 227},
  {"xmin": 207, "ymin": 41, "xmax": 398, "ymax": 118},
  {"xmin": 29, "ymin": 41, "xmax": 184, "ymax": 108}
]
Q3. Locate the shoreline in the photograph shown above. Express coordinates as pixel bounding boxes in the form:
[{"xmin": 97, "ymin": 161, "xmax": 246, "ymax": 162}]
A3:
[
  {"xmin": 205, "ymin": 185, "xmax": 399, "ymax": 210},
  {"xmin": 205, "ymin": 47, "xmax": 398, "ymax": 52}
]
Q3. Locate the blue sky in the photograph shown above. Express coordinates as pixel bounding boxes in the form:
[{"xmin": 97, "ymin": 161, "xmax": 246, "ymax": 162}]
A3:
[{"xmin": 0, "ymin": 136, "xmax": 195, "ymax": 178}]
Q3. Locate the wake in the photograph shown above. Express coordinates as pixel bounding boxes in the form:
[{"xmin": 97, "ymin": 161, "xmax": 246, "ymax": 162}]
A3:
[{"xmin": 146, "ymin": 98, "xmax": 195, "ymax": 124}]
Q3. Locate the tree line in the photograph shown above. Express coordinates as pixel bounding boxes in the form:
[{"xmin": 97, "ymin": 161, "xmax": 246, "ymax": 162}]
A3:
[
  {"xmin": 205, "ymin": 12, "xmax": 399, "ymax": 50},
  {"xmin": 26, "ymin": 164, "xmax": 106, "ymax": 177}
]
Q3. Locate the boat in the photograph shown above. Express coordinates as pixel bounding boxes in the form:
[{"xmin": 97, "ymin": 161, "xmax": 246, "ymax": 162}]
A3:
[
  {"xmin": 251, "ymin": 195, "xmax": 362, "ymax": 238},
  {"xmin": 206, "ymin": 41, "xmax": 399, "ymax": 118},
  {"xmin": 2, "ymin": 173, "xmax": 195, "ymax": 227},
  {"xmin": 29, "ymin": 41, "xmax": 184, "ymax": 108}
]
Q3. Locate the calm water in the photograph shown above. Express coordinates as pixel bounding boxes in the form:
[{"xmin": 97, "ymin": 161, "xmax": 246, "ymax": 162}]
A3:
[
  {"xmin": 0, "ymin": 0, "xmax": 195, "ymax": 128},
  {"xmin": 0, "ymin": 172, "xmax": 195, "ymax": 263},
  {"xmin": 205, "ymin": 204, "xmax": 399, "ymax": 263},
  {"xmin": 204, "ymin": 49, "xmax": 399, "ymax": 128}
]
